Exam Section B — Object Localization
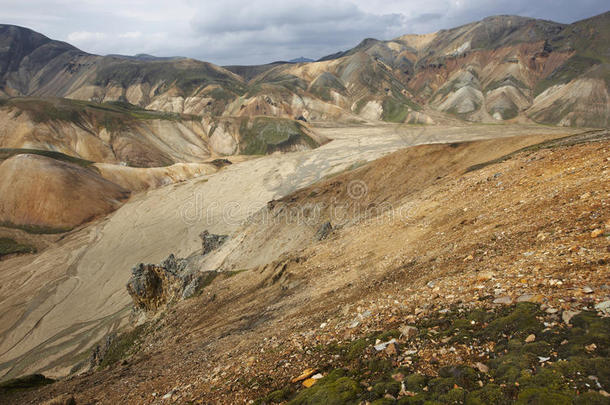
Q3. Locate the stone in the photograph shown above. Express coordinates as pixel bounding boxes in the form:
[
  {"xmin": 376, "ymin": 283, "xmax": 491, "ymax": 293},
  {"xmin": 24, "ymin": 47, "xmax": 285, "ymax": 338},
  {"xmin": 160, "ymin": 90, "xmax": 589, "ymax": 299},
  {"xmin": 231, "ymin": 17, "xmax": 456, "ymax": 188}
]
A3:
[
  {"xmin": 302, "ymin": 378, "xmax": 317, "ymax": 388},
  {"xmin": 474, "ymin": 362, "xmax": 489, "ymax": 373},
  {"xmin": 374, "ymin": 339, "xmax": 397, "ymax": 351},
  {"xmin": 545, "ymin": 307, "xmax": 559, "ymax": 314},
  {"xmin": 399, "ymin": 325, "xmax": 418, "ymax": 339},
  {"xmin": 493, "ymin": 296, "xmax": 512, "ymax": 305},
  {"xmin": 595, "ymin": 300, "xmax": 610, "ymax": 314},
  {"xmin": 582, "ymin": 286, "xmax": 594, "ymax": 294},
  {"xmin": 385, "ymin": 342, "xmax": 398, "ymax": 356},
  {"xmin": 586, "ymin": 343, "xmax": 597, "ymax": 352},
  {"xmin": 314, "ymin": 221, "xmax": 333, "ymax": 241},
  {"xmin": 476, "ymin": 272, "xmax": 493, "ymax": 282},
  {"xmin": 591, "ymin": 229, "xmax": 603, "ymax": 238},
  {"xmin": 562, "ymin": 310, "xmax": 581, "ymax": 324},
  {"xmin": 525, "ymin": 334, "xmax": 536, "ymax": 343},
  {"xmin": 162, "ymin": 389, "xmax": 176, "ymax": 400},
  {"xmin": 291, "ymin": 368, "xmax": 317, "ymax": 383},
  {"xmin": 200, "ymin": 231, "xmax": 228, "ymax": 255}
]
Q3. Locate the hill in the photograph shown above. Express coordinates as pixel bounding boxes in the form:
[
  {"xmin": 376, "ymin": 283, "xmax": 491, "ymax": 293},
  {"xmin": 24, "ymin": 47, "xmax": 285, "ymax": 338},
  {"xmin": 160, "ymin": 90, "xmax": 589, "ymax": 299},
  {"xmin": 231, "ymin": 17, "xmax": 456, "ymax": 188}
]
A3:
[
  {"xmin": 4, "ymin": 128, "xmax": 608, "ymax": 404},
  {"xmin": 1, "ymin": 13, "xmax": 609, "ymax": 126}
]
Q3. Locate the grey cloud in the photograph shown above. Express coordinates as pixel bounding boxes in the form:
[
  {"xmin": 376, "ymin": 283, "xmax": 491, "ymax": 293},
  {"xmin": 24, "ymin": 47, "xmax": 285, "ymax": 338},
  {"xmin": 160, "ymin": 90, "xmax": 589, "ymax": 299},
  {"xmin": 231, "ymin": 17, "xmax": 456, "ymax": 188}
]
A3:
[{"xmin": 0, "ymin": 0, "xmax": 608, "ymax": 65}]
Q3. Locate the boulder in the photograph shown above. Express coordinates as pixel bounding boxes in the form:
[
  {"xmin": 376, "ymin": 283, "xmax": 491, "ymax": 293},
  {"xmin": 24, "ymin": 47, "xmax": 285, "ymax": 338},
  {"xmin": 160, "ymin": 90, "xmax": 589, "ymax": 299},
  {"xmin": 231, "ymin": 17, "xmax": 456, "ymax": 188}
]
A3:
[{"xmin": 200, "ymin": 231, "xmax": 228, "ymax": 255}]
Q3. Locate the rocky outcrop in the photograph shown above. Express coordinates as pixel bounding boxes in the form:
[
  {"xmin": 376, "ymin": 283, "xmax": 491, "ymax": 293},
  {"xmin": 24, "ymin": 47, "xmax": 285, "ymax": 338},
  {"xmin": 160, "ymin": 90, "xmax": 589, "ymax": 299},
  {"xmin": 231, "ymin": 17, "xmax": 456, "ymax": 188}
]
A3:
[
  {"xmin": 126, "ymin": 251, "xmax": 222, "ymax": 314},
  {"xmin": 314, "ymin": 221, "xmax": 332, "ymax": 241},
  {"xmin": 200, "ymin": 231, "xmax": 228, "ymax": 255}
]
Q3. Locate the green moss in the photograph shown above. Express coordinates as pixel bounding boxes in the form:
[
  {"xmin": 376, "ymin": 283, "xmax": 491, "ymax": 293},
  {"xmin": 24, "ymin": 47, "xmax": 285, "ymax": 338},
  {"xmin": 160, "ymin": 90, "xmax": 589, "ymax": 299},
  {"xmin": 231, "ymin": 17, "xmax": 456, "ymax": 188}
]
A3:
[
  {"xmin": 238, "ymin": 117, "xmax": 318, "ymax": 155},
  {"xmin": 573, "ymin": 391, "xmax": 610, "ymax": 405},
  {"xmin": 381, "ymin": 97, "xmax": 410, "ymax": 123},
  {"xmin": 0, "ymin": 148, "xmax": 95, "ymax": 168},
  {"xmin": 465, "ymin": 384, "xmax": 509, "ymax": 405},
  {"xmin": 515, "ymin": 387, "xmax": 573, "ymax": 405},
  {"xmin": 438, "ymin": 387, "xmax": 467, "ymax": 403},
  {"xmin": 373, "ymin": 380, "xmax": 401, "ymax": 397},
  {"xmin": 346, "ymin": 339, "xmax": 368, "ymax": 361},
  {"xmin": 405, "ymin": 374, "xmax": 427, "ymax": 392},
  {"xmin": 95, "ymin": 60, "xmax": 245, "ymax": 96},
  {"xmin": 478, "ymin": 303, "xmax": 543, "ymax": 341},
  {"xmin": 1, "ymin": 97, "xmax": 199, "ymax": 131},
  {"xmin": 438, "ymin": 365, "xmax": 480, "ymax": 391},
  {"xmin": 534, "ymin": 55, "xmax": 601, "ymax": 96},
  {"xmin": 259, "ymin": 387, "xmax": 293, "ymax": 403},
  {"xmin": 0, "ymin": 237, "xmax": 36, "ymax": 257},
  {"xmin": 0, "ymin": 221, "xmax": 71, "ymax": 235},
  {"xmin": 289, "ymin": 370, "xmax": 361, "ymax": 405},
  {"xmin": 0, "ymin": 374, "xmax": 54, "ymax": 393},
  {"xmin": 98, "ymin": 325, "xmax": 146, "ymax": 368},
  {"xmin": 308, "ymin": 73, "xmax": 346, "ymax": 102},
  {"xmin": 258, "ymin": 303, "xmax": 610, "ymax": 405}
]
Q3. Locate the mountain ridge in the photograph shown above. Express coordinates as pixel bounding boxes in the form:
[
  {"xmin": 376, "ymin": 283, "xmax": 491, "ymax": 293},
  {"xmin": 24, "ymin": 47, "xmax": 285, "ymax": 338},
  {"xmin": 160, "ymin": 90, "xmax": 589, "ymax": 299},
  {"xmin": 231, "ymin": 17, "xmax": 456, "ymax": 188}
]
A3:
[{"xmin": 1, "ymin": 12, "xmax": 609, "ymax": 126}]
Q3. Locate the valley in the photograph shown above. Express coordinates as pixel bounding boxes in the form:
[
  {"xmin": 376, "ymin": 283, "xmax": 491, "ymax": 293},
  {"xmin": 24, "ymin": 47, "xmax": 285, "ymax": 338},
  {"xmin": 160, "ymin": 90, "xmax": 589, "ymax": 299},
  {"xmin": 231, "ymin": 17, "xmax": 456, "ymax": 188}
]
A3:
[{"xmin": 0, "ymin": 8, "xmax": 608, "ymax": 405}]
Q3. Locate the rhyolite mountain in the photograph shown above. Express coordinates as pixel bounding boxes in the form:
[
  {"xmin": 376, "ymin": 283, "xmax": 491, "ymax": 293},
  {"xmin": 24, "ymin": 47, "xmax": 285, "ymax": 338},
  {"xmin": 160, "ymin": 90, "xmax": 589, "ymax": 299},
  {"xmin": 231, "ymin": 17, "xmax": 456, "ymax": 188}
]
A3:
[{"xmin": 1, "ymin": 11, "xmax": 609, "ymax": 127}]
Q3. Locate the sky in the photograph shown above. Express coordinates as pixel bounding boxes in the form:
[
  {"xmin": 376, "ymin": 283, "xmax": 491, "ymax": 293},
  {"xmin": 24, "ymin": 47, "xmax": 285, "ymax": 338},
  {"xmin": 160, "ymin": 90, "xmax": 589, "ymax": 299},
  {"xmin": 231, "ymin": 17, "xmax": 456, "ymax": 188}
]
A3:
[{"xmin": 2, "ymin": 0, "xmax": 608, "ymax": 65}]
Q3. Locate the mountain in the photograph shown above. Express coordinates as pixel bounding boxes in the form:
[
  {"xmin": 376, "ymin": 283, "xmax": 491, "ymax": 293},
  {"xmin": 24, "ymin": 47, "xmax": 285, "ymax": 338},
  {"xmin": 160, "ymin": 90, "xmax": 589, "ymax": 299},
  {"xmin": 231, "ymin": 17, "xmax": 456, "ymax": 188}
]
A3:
[
  {"xmin": 2, "ymin": 12, "xmax": 609, "ymax": 126},
  {"xmin": 288, "ymin": 57, "xmax": 314, "ymax": 63}
]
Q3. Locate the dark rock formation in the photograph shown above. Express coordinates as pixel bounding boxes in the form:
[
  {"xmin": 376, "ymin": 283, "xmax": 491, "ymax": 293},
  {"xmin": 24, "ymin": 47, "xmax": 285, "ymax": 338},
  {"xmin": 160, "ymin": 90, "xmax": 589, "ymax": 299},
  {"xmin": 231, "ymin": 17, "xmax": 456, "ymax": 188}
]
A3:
[
  {"xmin": 314, "ymin": 221, "xmax": 332, "ymax": 241},
  {"xmin": 126, "ymin": 252, "xmax": 218, "ymax": 313},
  {"xmin": 200, "ymin": 230, "xmax": 228, "ymax": 255}
]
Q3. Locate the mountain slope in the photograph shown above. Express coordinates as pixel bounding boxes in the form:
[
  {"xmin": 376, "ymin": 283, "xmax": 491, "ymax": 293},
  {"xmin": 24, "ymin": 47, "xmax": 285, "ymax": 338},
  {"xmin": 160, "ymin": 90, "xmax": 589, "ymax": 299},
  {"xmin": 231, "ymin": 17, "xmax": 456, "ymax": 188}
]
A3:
[
  {"xmin": 3, "ymin": 14, "xmax": 609, "ymax": 126},
  {"xmin": 5, "ymin": 129, "xmax": 607, "ymax": 404}
]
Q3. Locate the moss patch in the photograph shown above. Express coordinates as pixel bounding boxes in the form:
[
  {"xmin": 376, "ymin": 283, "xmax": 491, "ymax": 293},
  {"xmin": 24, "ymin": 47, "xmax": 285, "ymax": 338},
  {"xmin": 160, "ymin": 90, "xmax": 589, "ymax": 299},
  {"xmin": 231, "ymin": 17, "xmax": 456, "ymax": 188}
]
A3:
[
  {"xmin": 98, "ymin": 324, "xmax": 147, "ymax": 368},
  {"xmin": 0, "ymin": 374, "xmax": 54, "ymax": 394},
  {"xmin": 0, "ymin": 237, "xmax": 36, "ymax": 258},
  {"xmin": 256, "ymin": 303, "xmax": 610, "ymax": 404},
  {"xmin": 237, "ymin": 117, "xmax": 319, "ymax": 155}
]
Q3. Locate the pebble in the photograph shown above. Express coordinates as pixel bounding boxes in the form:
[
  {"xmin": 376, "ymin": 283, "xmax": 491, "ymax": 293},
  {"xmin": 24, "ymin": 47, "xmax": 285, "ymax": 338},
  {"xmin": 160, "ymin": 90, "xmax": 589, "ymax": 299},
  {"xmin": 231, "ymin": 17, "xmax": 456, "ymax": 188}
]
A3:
[
  {"xmin": 595, "ymin": 300, "xmax": 610, "ymax": 314},
  {"xmin": 399, "ymin": 325, "xmax": 418, "ymax": 339},
  {"xmin": 525, "ymin": 334, "xmax": 536, "ymax": 343},
  {"xmin": 582, "ymin": 286, "xmax": 594, "ymax": 294},
  {"xmin": 493, "ymin": 296, "xmax": 512, "ymax": 305},
  {"xmin": 591, "ymin": 229, "xmax": 603, "ymax": 238},
  {"xmin": 474, "ymin": 362, "xmax": 489, "ymax": 373},
  {"xmin": 562, "ymin": 310, "xmax": 581, "ymax": 324},
  {"xmin": 374, "ymin": 338, "xmax": 397, "ymax": 351},
  {"xmin": 162, "ymin": 389, "xmax": 176, "ymax": 400}
]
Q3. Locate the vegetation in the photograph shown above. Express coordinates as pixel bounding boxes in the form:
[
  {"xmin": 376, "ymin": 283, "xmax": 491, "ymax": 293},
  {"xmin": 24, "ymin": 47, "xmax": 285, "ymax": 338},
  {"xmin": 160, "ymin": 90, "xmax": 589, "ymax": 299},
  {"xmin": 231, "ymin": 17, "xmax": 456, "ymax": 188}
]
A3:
[
  {"xmin": 234, "ymin": 117, "xmax": 318, "ymax": 155},
  {"xmin": 0, "ymin": 374, "xmax": 54, "ymax": 394},
  {"xmin": 381, "ymin": 97, "xmax": 410, "ymax": 123},
  {"xmin": 0, "ymin": 221, "xmax": 71, "ymax": 235},
  {"xmin": 0, "ymin": 148, "xmax": 95, "ymax": 169},
  {"xmin": 95, "ymin": 60, "xmax": 246, "ymax": 96},
  {"xmin": 534, "ymin": 55, "xmax": 601, "ymax": 96},
  {"xmin": 255, "ymin": 303, "xmax": 610, "ymax": 404},
  {"xmin": 308, "ymin": 73, "xmax": 347, "ymax": 102},
  {"xmin": 0, "ymin": 97, "xmax": 200, "ymax": 130},
  {"xmin": 0, "ymin": 237, "xmax": 36, "ymax": 258},
  {"xmin": 98, "ymin": 325, "xmax": 147, "ymax": 368}
]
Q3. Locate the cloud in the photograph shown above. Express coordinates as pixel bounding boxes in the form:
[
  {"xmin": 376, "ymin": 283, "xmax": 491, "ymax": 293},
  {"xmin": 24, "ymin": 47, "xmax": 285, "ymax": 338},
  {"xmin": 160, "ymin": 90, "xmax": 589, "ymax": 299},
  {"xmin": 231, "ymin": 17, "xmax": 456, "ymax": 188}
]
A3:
[
  {"xmin": 1, "ymin": 0, "xmax": 608, "ymax": 65},
  {"xmin": 188, "ymin": 0, "xmax": 408, "ymax": 64}
]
